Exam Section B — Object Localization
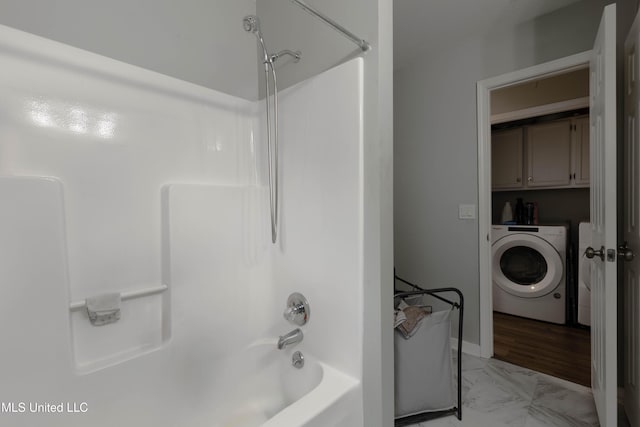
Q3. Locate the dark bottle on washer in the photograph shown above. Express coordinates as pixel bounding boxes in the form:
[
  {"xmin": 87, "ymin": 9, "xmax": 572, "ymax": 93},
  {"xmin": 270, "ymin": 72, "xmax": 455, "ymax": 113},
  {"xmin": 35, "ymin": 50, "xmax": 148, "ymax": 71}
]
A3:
[
  {"xmin": 515, "ymin": 198, "xmax": 525, "ymax": 224},
  {"xmin": 525, "ymin": 202, "xmax": 534, "ymax": 225}
]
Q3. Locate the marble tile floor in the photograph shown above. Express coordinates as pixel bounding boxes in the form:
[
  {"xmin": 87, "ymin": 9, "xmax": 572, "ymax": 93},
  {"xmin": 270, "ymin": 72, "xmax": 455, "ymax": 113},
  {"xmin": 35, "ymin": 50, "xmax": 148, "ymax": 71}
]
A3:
[{"xmin": 404, "ymin": 353, "xmax": 628, "ymax": 427}]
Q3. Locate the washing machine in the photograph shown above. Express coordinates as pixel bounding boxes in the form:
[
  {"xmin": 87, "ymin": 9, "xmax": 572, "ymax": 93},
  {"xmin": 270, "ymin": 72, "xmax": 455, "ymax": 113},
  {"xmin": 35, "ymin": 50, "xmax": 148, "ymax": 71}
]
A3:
[
  {"xmin": 492, "ymin": 224, "xmax": 567, "ymax": 324},
  {"xmin": 577, "ymin": 222, "xmax": 591, "ymax": 326}
]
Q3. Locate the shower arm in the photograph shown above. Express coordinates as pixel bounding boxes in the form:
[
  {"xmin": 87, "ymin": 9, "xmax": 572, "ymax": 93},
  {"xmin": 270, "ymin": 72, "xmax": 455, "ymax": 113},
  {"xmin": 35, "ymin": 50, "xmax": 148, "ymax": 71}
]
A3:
[{"xmin": 269, "ymin": 50, "xmax": 302, "ymax": 64}]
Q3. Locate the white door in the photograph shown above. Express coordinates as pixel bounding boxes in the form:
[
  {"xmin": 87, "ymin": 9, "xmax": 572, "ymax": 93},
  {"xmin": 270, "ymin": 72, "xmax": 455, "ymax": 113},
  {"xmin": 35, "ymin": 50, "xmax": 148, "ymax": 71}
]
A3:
[
  {"xmin": 624, "ymin": 7, "xmax": 640, "ymax": 427},
  {"xmin": 588, "ymin": 4, "xmax": 617, "ymax": 427}
]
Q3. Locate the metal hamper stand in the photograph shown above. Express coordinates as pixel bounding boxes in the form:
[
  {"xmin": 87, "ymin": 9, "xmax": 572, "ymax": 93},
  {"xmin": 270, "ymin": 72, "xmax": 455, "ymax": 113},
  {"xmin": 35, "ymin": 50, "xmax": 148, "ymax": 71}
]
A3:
[{"xmin": 394, "ymin": 274, "xmax": 464, "ymax": 426}]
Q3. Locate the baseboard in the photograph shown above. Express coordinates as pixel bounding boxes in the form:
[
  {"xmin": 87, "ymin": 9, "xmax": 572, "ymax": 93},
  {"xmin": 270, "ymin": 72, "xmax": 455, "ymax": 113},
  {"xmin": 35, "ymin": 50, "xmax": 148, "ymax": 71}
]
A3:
[{"xmin": 450, "ymin": 338, "xmax": 482, "ymax": 358}]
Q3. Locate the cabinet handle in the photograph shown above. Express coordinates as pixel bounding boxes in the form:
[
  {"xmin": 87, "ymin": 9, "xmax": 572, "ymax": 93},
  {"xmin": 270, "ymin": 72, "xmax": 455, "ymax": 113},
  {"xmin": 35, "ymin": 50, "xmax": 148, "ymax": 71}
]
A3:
[
  {"xmin": 516, "ymin": 177, "xmax": 521, "ymax": 183},
  {"xmin": 528, "ymin": 176, "xmax": 533, "ymax": 182}
]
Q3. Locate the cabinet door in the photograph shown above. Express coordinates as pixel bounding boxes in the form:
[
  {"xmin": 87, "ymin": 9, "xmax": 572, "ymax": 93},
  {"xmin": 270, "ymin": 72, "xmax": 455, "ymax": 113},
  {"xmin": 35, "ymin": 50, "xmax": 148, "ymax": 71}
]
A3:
[
  {"xmin": 526, "ymin": 120, "xmax": 572, "ymax": 187},
  {"xmin": 492, "ymin": 128, "xmax": 523, "ymax": 189},
  {"xmin": 572, "ymin": 117, "xmax": 590, "ymax": 185}
]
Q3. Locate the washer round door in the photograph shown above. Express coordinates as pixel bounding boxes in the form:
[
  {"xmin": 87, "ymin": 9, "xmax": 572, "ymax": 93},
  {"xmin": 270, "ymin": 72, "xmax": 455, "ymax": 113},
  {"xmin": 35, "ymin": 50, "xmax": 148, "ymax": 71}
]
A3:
[{"xmin": 492, "ymin": 233, "xmax": 564, "ymax": 297}]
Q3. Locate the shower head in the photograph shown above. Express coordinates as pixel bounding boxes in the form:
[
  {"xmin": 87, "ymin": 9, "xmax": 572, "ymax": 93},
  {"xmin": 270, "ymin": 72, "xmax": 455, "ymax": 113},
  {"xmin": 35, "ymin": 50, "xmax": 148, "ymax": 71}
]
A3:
[
  {"xmin": 242, "ymin": 15, "xmax": 260, "ymax": 34},
  {"xmin": 243, "ymin": 15, "xmax": 269, "ymax": 64}
]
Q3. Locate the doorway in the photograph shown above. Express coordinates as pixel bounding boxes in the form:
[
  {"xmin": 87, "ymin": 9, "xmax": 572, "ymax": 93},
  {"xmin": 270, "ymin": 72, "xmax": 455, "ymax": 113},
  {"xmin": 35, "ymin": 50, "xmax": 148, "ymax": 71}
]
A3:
[{"xmin": 476, "ymin": 51, "xmax": 592, "ymax": 370}]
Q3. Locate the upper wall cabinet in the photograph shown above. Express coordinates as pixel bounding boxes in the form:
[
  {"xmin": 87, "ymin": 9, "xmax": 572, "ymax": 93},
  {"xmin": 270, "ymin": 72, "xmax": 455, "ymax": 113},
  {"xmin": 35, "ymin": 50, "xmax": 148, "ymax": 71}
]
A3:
[
  {"xmin": 526, "ymin": 121, "xmax": 572, "ymax": 187},
  {"xmin": 492, "ymin": 115, "xmax": 589, "ymax": 191},
  {"xmin": 492, "ymin": 128, "xmax": 523, "ymax": 189}
]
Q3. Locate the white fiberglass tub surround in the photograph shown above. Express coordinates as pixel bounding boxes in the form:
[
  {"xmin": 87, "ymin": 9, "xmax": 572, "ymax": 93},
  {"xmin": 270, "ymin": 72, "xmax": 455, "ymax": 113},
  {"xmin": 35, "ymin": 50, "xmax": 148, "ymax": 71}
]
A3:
[{"xmin": 0, "ymin": 24, "xmax": 363, "ymax": 427}]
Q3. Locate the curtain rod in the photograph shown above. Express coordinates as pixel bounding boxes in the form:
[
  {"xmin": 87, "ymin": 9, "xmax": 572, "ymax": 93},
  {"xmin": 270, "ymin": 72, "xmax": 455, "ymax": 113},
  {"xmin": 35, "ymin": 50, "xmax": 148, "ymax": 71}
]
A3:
[{"xmin": 290, "ymin": 0, "xmax": 371, "ymax": 52}]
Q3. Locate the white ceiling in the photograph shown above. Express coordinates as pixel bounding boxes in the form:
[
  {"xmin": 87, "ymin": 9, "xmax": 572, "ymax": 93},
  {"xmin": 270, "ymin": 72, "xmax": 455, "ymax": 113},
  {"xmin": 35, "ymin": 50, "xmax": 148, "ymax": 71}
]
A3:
[{"xmin": 394, "ymin": 0, "xmax": 584, "ymax": 69}]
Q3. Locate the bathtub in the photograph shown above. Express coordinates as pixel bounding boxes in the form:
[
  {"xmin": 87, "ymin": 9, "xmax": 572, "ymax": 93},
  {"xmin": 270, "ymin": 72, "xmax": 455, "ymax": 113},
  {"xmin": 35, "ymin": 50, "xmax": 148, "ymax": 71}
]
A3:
[{"xmin": 212, "ymin": 340, "xmax": 361, "ymax": 427}]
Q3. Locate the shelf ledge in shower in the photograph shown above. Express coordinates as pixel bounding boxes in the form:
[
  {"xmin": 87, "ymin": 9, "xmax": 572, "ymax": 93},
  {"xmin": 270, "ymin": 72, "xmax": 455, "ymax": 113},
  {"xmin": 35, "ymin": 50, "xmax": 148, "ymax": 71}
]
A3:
[{"xmin": 69, "ymin": 284, "xmax": 168, "ymax": 311}]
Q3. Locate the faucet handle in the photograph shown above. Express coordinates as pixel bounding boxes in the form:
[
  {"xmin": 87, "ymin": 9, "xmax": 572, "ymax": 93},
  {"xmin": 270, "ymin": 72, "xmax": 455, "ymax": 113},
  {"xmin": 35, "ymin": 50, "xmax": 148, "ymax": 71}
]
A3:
[{"xmin": 283, "ymin": 292, "xmax": 310, "ymax": 326}]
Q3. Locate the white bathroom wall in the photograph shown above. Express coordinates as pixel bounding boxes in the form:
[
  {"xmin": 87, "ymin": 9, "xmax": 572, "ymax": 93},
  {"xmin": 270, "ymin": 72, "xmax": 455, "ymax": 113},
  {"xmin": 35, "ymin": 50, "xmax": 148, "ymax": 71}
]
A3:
[
  {"xmin": 0, "ymin": 0, "xmax": 258, "ymax": 100},
  {"xmin": 273, "ymin": 58, "xmax": 363, "ymax": 381},
  {"xmin": 0, "ymin": 22, "xmax": 273, "ymax": 427},
  {"xmin": 394, "ymin": 0, "xmax": 612, "ymax": 346},
  {"xmin": 0, "ymin": 21, "xmax": 366, "ymax": 426},
  {"xmin": 257, "ymin": 2, "xmax": 394, "ymax": 425},
  {"xmin": 0, "ymin": 23, "xmax": 271, "ymax": 426},
  {"xmin": 270, "ymin": 57, "xmax": 365, "ymax": 426}
]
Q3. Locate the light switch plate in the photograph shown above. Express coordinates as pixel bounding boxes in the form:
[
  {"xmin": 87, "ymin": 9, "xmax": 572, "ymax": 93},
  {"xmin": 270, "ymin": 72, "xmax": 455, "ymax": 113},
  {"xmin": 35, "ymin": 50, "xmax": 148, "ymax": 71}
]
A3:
[{"xmin": 459, "ymin": 204, "xmax": 476, "ymax": 220}]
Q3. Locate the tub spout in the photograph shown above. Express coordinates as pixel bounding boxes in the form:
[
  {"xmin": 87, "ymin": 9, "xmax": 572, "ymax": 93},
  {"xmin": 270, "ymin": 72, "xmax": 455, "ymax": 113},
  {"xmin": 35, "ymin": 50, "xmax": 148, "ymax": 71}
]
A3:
[{"xmin": 277, "ymin": 328, "xmax": 303, "ymax": 350}]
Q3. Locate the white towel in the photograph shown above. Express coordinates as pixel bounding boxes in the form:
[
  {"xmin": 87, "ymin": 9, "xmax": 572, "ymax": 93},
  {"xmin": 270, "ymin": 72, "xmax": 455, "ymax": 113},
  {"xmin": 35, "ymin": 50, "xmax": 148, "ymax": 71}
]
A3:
[{"xmin": 86, "ymin": 293, "xmax": 121, "ymax": 326}]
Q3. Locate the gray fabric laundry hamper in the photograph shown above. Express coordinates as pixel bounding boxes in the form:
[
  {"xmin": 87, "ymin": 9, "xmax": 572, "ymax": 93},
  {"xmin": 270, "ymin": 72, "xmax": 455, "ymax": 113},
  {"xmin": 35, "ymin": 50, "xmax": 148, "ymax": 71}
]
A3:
[
  {"xmin": 393, "ymin": 277, "xmax": 463, "ymax": 427},
  {"xmin": 394, "ymin": 309, "xmax": 455, "ymax": 417}
]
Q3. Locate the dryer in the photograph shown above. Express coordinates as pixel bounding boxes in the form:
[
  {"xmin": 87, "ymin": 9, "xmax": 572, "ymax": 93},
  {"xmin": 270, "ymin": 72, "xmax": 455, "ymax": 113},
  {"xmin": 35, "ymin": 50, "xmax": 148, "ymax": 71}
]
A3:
[
  {"xmin": 577, "ymin": 222, "xmax": 591, "ymax": 326},
  {"xmin": 492, "ymin": 225, "xmax": 567, "ymax": 324}
]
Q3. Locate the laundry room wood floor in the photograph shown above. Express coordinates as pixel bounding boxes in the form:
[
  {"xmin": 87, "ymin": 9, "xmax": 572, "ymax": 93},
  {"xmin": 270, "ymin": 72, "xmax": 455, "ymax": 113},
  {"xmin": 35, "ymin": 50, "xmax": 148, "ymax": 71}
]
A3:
[{"xmin": 493, "ymin": 312, "xmax": 591, "ymax": 387}]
